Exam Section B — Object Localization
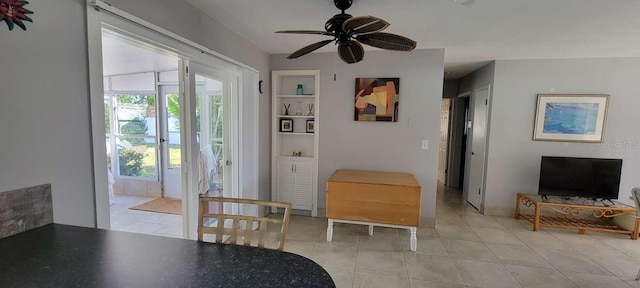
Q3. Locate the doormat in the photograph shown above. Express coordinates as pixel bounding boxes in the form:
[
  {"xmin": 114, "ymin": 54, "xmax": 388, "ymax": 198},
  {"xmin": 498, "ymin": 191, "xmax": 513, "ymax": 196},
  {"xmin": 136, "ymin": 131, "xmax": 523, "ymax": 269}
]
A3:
[{"xmin": 129, "ymin": 198, "xmax": 182, "ymax": 215}]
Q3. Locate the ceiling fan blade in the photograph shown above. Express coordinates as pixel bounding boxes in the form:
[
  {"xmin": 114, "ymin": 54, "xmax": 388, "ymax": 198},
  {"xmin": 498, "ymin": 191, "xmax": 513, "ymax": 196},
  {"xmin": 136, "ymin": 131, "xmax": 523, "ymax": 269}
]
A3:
[
  {"xmin": 338, "ymin": 40, "xmax": 364, "ymax": 64},
  {"xmin": 276, "ymin": 30, "xmax": 335, "ymax": 36},
  {"xmin": 342, "ymin": 16, "xmax": 389, "ymax": 35},
  {"xmin": 287, "ymin": 39, "xmax": 334, "ymax": 59},
  {"xmin": 356, "ymin": 32, "xmax": 417, "ymax": 51}
]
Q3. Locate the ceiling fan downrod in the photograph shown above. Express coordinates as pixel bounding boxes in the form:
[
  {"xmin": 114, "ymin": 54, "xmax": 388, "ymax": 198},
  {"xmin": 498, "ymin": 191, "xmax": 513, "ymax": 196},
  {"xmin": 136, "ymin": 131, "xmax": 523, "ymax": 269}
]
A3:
[{"xmin": 334, "ymin": 0, "xmax": 353, "ymax": 13}]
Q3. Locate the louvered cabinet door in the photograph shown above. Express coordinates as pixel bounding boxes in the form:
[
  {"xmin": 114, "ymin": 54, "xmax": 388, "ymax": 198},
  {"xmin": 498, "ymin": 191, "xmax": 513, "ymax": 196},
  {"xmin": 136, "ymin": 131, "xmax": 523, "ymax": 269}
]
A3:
[
  {"xmin": 292, "ymin": 161, "xmax": 313, "ymax": 210},
  {"xmin": 276, "ymin": 159, "xmax": 295, "ymax": 204}
]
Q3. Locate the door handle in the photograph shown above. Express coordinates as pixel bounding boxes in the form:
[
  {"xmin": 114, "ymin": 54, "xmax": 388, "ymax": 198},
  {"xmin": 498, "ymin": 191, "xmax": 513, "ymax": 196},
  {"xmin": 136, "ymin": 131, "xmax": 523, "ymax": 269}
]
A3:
[
  {"xmin": 291, "ymin": 164, "xmax": 294, "ymax": 173},
  {"xmin": 226, "ymin": 160, "xmax": 232, "ymax": 166},
  {"xmin": 294, "ymin": 164, "xmax": 297, "ymax": 173},
  {"xmin": 471, "ymin": 152, "xmax": 475, "ymax": 155},
  {"xmin": 159, "ymin": 138, "xmax": 166, "ymax": 143}
]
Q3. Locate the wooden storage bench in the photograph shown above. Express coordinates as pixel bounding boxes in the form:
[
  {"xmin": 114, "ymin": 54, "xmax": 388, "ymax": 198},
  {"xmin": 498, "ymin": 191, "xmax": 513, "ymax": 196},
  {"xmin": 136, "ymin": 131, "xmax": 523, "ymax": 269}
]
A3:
[{"xmin": 326, "ymin": 170, "xmax": 421, "ymax": 251}]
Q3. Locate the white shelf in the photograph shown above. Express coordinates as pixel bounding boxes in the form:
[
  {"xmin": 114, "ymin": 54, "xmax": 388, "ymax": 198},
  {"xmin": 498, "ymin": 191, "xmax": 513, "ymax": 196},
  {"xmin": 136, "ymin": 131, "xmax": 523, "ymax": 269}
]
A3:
[
  {"xmin": 277, "ymin": 115, "xmax": 315, "ymax": 118},
  {"xmin": 278, "ymin": 95, "xmax": 315, "ymax": 98},
  {"xmin": 276, "ymin": 156, "xmax": 315, "ymax": 160},
  {"xmin": 277, "ymin": 132, "xmax": 314, "ymax": 136}
]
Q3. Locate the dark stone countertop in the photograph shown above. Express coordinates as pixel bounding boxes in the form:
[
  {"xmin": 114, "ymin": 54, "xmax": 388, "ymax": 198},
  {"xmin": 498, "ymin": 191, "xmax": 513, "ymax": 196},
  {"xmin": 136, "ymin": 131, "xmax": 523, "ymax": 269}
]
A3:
[{"xmin": 0, "ymin": 224, "xmax": 335, "ymax": 288}]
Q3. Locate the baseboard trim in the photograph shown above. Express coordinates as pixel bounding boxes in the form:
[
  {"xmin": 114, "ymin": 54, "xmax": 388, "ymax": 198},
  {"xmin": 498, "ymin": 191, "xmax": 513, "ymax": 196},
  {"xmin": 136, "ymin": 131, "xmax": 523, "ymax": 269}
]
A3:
[
  {"xmin": 420, "ymin": 217, "xmax": 436, "ymax": 229},
  {"xmin": 482, "ymin": 207, "xmax": 516, "ymax": 217}
]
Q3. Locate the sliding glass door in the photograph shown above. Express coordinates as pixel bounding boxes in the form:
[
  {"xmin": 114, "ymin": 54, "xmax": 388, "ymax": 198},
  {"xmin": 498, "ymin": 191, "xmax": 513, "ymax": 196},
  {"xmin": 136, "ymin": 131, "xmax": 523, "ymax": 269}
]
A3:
[{"xmin": 183, "ymin": 61, "xmax": 239, "ymax": 238}]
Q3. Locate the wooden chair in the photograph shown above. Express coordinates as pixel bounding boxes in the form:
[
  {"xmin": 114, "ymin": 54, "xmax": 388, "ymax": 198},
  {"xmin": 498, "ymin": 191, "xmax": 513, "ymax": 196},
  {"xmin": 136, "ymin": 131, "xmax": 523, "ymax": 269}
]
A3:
[{"xmin": 198, "ymin": 196, "xmax": 292, "ymax": 251}]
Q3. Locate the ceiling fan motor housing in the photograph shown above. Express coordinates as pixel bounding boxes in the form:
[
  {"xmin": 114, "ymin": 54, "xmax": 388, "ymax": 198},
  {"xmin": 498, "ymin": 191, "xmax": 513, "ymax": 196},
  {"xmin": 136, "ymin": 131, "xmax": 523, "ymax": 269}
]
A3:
[{"xmin": 325, "ymin": 14, "xmax": 353, "ymax": 44}]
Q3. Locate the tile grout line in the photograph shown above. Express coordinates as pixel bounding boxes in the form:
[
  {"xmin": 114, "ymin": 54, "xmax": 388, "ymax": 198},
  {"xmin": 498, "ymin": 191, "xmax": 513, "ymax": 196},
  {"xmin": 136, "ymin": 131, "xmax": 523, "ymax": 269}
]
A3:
[{"xmin": 551, "ymin": 233, "xmax": 638, "ymax": 283}]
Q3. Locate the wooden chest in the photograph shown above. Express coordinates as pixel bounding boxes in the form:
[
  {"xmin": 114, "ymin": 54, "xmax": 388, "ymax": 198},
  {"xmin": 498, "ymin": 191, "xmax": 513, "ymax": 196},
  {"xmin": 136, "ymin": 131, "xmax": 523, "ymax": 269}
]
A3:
[{"xmin": 326, "ymin": 170, "xmax": 421, "ymax": 226}]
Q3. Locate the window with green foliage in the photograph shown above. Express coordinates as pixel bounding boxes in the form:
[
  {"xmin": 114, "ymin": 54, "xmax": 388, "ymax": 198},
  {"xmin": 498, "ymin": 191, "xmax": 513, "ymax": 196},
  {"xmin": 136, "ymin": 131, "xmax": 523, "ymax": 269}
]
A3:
[{"xmin": 107, "ymin": 94, "xmax": 158, "ymax": 179}]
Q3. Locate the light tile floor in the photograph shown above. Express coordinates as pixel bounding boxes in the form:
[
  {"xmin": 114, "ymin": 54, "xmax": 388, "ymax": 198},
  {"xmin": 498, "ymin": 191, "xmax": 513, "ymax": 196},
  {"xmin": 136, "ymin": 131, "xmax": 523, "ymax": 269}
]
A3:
[
  {"xmin": 110, "ymin": 188, "xmax": 640, "ymax": 288},
  {"xmin": 110, "ymin": 195, "xmax": 183, "ymax": 238},
  {"xmin": 281, "ymin": 184, "xmax": 640, "ymax": 288}
]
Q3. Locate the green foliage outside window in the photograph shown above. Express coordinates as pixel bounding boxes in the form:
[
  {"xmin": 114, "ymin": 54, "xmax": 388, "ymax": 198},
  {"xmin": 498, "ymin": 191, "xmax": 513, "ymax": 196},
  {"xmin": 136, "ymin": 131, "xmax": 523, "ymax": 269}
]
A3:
[
  {"xmin": 120, "ymin": 117, "xmax": 148, "ymax": 145},
  {"xmin": 118, "ymin": 149, "xmax": 144, "ymax": 177}
]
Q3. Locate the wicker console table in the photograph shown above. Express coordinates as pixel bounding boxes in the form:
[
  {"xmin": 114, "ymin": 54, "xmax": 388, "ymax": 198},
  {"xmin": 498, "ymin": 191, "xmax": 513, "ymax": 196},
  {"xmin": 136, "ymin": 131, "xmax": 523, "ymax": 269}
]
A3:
[{"xmin": 515, "ymin": 193, "xmax": 639, "ymax": 239}]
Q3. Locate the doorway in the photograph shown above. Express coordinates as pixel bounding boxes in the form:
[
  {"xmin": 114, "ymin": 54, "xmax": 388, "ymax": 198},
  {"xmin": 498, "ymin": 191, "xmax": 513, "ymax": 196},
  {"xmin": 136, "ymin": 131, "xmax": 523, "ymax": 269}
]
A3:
[
  {"xmin": 447, "ymin": 93, "xmax": 470, "ymax": 191},
  {"xmin": 102, "ymin": 31, "xmax": 184, "ymax": 237},
  {"xmin": 438, "ymin": 99, "xmax": 451, "ymax": 185},
  {"xmin": 88, "ymin": 4, "xmax": 260, "ymax": 237},
  {"xmin": 158, "ymin": 85, "xmax": 182, "ymax": 199},
  {"xmin": 101, "ymin": 31, "xmax": 239, "ymax": 239}
]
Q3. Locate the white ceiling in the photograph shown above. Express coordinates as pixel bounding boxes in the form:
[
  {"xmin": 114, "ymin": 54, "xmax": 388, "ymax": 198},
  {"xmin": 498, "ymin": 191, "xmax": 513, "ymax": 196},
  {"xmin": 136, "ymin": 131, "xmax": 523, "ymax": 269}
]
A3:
[
  {"xmin": 102, "ymin": 32, "xmax": 178, "ymax": 76},
  {"xmin": 186, "ymin": 0, "xmax": 640, "ymax": 78}
]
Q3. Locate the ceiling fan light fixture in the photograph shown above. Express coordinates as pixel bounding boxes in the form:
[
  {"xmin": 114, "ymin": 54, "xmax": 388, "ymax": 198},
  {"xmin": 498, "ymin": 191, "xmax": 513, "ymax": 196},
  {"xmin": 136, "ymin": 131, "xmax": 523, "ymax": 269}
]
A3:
[{"xmin": 275, "ymin": 0, "xmax": 417, "ymax": 64}]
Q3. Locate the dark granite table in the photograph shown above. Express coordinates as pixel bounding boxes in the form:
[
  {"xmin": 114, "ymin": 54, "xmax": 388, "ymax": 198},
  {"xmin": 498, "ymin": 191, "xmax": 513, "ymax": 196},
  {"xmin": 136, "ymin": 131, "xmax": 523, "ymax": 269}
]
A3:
[{"xmin": 0, "ymin": 224, "xmax": 335, "ymax": 288}]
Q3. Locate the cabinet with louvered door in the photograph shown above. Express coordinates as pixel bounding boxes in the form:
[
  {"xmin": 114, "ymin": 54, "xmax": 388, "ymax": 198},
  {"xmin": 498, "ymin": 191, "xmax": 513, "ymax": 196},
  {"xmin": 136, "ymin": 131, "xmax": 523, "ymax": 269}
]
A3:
[
  {"xmin": 292, "ymin": 160, "xmax": 313, "ymax": 210},
  {"xmin": 275, "ymin": 159, "xmax": 295, "ymax": 204}
]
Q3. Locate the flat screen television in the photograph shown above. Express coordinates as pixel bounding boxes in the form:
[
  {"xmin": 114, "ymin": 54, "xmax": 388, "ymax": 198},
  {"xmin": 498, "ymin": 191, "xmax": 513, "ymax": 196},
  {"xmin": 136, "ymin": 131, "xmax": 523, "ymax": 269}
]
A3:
[{"xmin": 538, "ymin": 156, "xmax": 623, "ymax": 199}]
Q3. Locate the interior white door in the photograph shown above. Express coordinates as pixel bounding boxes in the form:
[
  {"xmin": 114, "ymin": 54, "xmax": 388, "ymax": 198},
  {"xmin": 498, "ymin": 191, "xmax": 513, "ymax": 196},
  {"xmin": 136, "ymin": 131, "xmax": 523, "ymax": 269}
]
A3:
[
  {"xmin": 438, "ymin": 99, "xmax": 451, "ymax": 184},
  {"xmin": 467, "ymin": 87, "xmax": 489, "ymax": 210},
  {"xmin": 158, "ymin": 85, "xmax": 182, "ymax": 199}
]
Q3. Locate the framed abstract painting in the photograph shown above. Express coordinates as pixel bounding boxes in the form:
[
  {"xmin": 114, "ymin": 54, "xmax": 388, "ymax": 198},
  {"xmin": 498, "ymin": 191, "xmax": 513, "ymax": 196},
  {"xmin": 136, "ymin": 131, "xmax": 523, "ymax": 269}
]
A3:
[
  {"xmin": 533, "ymin": 94, "xmax": 609, "ymax": 143},
  {"xmin": 354, "ymin": 78, "xmax": 399, "ymax": 122}
]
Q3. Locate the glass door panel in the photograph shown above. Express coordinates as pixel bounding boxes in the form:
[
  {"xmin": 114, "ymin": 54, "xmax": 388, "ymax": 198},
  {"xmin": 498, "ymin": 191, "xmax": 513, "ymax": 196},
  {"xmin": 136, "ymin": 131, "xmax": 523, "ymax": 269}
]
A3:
[
  {"xmin": 196, "ymin": 75, "xmax": 226, "ymax": 195},
  {"xmin": 185, "ymin": 62, "xmax": 236, "ymax": 239}
]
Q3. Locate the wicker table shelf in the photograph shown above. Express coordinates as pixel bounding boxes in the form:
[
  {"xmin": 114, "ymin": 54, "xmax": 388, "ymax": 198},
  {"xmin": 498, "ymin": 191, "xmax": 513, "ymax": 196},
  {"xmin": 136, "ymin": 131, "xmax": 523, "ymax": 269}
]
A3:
[{"xmin": 515, "ymin": 193, "xmax": 639, "ymax": 239}]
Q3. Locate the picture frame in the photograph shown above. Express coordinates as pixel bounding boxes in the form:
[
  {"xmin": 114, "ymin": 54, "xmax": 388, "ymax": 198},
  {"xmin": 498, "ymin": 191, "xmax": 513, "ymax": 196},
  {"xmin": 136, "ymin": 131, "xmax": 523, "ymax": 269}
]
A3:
[
  {"xmin": 280, "ymin": 119, "xmax": 293, "ymax": 132},
  {"xmin": 354, "ymin": 78, "xmax": 400, "ymax": 122},
  {"xmin": 306, "ymin": 120, "xmax": 314, "ymax": 133},
  {"xmin": 533, "ymin": 94, "xmax": 609, "ymax": 143}
]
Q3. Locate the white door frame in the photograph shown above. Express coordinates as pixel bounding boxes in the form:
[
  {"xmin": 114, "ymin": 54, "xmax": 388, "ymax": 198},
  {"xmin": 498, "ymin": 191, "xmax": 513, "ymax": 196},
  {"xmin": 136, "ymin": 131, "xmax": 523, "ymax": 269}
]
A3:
[{"xmin": 86, "ymin": 2, "xmax": 259, "ymax": 233}]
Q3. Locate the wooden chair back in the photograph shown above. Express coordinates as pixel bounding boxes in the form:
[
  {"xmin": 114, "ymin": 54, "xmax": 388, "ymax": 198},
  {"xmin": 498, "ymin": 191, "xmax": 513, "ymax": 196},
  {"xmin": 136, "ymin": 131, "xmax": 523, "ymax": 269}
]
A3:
[{"xmin": 198, "ymin": 196, "xmax": 292, "ymax": 251}]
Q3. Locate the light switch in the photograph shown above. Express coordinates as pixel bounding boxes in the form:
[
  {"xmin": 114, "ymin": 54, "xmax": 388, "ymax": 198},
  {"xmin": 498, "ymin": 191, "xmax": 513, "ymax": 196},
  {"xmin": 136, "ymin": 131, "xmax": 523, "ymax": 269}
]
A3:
[{"xmin": 421, "ymin": 140, "xmax": 429, "ymax": 150}]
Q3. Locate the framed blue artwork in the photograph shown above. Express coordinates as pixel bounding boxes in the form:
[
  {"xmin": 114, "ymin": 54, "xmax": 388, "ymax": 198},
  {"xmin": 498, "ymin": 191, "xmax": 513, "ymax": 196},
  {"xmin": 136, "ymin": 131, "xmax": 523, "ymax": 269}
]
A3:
[{"xmin": 533, "ymin": 94, "xmax": 609, "ymax": 142}]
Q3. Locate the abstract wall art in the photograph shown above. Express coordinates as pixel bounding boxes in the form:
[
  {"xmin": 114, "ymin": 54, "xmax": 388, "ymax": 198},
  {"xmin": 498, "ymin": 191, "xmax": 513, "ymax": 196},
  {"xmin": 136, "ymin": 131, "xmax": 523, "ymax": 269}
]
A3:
[
  {"xmin": 354, "ymin": 78, "xmax": 399, "ymax": 122},
  {"xmin": 533, "ymin": 94, "xmax": 609, "ymax": 142}
]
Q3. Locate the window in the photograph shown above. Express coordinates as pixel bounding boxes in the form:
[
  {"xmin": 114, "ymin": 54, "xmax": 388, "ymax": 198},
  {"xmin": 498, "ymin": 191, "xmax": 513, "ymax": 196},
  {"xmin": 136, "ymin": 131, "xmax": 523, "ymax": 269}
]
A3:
[{"xmin": 111, "ymin": 94, "xmax": 158, "ymax": 179}]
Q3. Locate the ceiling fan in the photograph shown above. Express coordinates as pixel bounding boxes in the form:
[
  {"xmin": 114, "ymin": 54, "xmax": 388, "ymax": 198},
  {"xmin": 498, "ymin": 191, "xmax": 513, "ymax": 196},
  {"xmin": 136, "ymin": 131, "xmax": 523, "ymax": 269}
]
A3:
[{"xmin": 275, "ymin": 0, "xmax": 417, "ymax": 64}]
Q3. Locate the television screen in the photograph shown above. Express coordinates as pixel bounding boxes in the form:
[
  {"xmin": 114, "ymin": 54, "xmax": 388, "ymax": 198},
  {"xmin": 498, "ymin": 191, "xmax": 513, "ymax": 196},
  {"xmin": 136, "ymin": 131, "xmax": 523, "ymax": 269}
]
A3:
[{"xmin": 538, "ymin": 156, "xmax": 623, "ymax": 199}]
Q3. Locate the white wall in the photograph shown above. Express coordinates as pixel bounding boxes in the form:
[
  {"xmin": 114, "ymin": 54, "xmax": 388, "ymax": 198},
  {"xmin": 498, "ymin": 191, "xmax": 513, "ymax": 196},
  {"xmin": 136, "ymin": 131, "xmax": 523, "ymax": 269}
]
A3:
[
  {"xmin": 0, "ymin": 0, "xmax": 273, "ymax": 228},
  {"xmin": 484, "ymin": 58, "xmax": 640, "ymax": 214},
  {"xmin": 270, "ymin": 50, "xmax": 445, "ymax": 226},
  {"xmin": 106, "ymin": 0, "xmax": 272, "ymax": 202},
  {"xmin": 459, "ymin": 62, "xmax": 495, "ymax": 95},
  {"xmin": 443, "ymin": 79, "xmax": 460, "ymax": 98},
  {"xmin": 0, "ymin": 0, "xmax": 95, "ymax": 227}
]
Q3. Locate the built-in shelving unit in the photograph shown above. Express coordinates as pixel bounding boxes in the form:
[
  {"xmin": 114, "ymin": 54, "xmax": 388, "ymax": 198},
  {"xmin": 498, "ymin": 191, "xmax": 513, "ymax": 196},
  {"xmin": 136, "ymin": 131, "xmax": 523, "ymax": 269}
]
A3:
[{"xmin": 271, "ymin": 70, "xmax": 320, "ymax": 216}]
